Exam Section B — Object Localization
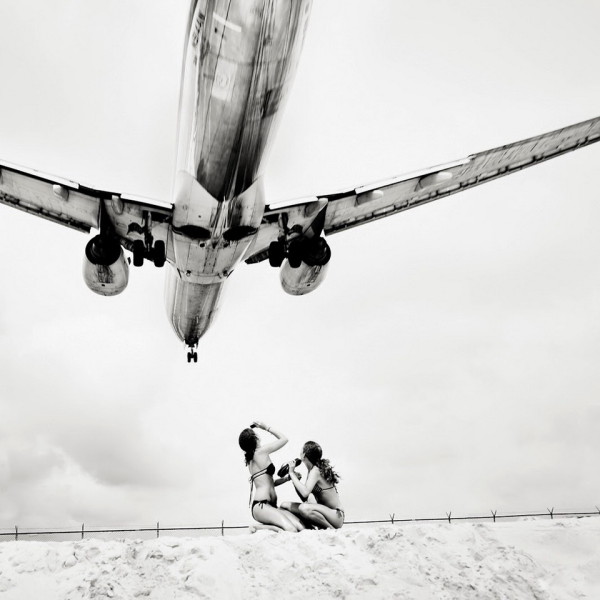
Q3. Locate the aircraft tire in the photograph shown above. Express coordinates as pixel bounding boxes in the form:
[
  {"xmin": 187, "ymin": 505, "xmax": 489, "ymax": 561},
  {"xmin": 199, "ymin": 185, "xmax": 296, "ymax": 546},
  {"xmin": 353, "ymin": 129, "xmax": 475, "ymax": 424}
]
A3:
[
  {"xmin": 287, "ymin": 240, "xmax": 303, "ymax": 268},
  {"xmin": 154, "ymin": 240, "xmax": 166, "ymax": 267},
  {"xmin": 133, "ymin": 240, "xmax": 145, "ymax": 267},
  {"xmin": 268, "ymin": 241, "xmax": 285, "ymax": 267}
]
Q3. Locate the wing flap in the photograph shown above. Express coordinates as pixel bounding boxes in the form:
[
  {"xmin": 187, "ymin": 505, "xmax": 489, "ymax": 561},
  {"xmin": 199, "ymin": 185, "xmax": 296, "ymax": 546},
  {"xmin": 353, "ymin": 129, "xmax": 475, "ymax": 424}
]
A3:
[{"xmin": 0, "ymin": 162, "xmax": 98, "ymax": 232}]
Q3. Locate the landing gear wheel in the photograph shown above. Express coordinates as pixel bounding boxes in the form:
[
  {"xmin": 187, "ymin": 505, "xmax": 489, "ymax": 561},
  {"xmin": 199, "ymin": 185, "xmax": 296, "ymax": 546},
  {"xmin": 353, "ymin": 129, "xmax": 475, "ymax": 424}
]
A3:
[
  {"xmin": 268, "ymin": 241, "xmax": 285, "ymax": 267},
  {"xmin": 132, "ymin": 240, "xmax": 145, "ymax": 267},
  {"xmin": 287, "ymin": 240, "xmax": 303, "ymax": 268},
  {"xmin": 153, "ymin": 240, "xmax": 166, "ymax": 267}
]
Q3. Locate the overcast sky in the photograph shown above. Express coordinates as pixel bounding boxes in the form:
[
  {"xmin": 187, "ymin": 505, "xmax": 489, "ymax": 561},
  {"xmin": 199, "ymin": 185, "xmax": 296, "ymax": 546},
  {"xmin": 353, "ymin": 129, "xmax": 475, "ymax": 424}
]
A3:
[{"xmin": 0, "ymin": 0, "xmax": 599, "ymax": 530}]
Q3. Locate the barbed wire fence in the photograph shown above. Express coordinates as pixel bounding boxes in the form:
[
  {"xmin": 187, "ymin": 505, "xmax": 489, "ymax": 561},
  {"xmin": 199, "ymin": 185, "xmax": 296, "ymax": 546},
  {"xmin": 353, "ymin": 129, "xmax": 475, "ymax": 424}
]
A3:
[{"xmin": 1, "ymin": 507, "xmax": 599, "ymax": 542}]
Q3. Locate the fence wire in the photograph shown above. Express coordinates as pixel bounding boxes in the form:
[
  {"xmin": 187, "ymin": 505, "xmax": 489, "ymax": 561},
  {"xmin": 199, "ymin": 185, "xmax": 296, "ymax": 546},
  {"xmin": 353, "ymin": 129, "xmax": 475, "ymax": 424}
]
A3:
[{"xmin": 1, "ymin": 508, "xmax": 599, "ymax": 542}]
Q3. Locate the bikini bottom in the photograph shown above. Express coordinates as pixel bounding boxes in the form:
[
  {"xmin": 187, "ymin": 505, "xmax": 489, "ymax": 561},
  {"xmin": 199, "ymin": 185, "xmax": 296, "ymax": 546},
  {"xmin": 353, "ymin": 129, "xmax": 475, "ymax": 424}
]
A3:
[{"xmin": 251, "ymin": 498, "xmax": 277, "ymax": 516}]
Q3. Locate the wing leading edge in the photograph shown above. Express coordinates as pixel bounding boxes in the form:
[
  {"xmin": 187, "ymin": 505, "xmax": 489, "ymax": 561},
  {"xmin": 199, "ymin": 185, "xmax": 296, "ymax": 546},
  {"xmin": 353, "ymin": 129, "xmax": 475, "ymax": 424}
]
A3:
[{"xmin": 246, "ymin": 115, "xmax": 600, "ymax": 263}]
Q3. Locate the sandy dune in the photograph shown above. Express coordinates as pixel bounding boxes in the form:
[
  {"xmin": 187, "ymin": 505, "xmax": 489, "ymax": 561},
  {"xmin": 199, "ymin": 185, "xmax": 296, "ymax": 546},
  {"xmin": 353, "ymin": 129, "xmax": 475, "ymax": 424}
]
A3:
[{"xmin": 0, "ymin": 518, "xmax": 597, "ymax": 599}]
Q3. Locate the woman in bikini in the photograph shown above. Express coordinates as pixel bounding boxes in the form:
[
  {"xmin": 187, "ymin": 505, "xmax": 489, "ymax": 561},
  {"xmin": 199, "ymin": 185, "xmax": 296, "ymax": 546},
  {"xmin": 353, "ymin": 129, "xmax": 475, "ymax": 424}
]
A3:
[
  {"xmin": 238, "ymin": 421, "xmax": 305, "ymax": 532},
  {"xmin": 280, "ymin": 441, "xmax": 345, "ymax": 529}
]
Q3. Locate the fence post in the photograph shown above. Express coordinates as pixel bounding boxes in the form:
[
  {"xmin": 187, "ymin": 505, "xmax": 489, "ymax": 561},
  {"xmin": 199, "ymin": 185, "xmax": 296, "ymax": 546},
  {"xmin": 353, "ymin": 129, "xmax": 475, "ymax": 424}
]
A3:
[
  {"xmin": 446, "ymin": 511, "xmax": 452, "ymax": 524},
  {"xmin": 491, "ymin": 510, "xmax": 497, "ymax": 523},
  {"xmin": 547, "ymin": 507, "xmax": 554, "ymax": 520},
  {"xmin": 389, "ymin": 513, "xmax": 395, "ymax": 525},
  {"xmin": 157, "ymin": 522, "xmax": 160, "ymax": 538},
  {"xmin": 221, "ymin": 520, "xmax": 224, "ymax": 536},
  {"xmin": 15, "ymin": 526, "xmax": 18, "ymax": 541},
  {"xmin": 82, "ymin": 524, "xmax": 84, "ymax": 540}
]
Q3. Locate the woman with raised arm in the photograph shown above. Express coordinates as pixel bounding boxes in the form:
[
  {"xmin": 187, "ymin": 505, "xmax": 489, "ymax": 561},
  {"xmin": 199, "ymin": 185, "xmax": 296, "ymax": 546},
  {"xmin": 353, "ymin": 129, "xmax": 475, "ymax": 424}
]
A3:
[
  {"xmin": 280, "ymin": 441, "xmax": 344, "ymax": 529},
  {"xmin": 238, "ymin": 421, "xmax": 305, "ymax": 533}
]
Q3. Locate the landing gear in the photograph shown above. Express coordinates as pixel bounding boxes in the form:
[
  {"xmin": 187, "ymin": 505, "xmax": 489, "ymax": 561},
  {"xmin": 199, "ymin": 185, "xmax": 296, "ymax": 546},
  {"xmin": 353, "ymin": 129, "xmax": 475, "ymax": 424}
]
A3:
[
  {"xmin": 287, "ymin": 240, "xmax": 303, "ymax": 268},
  {"xmin": 267, "ymin": 236, "xmax": 331, "ymax": 269},
  {"xmin": 128, "ymin": 210, "xmax": 167, "ymax": 268},
  {"xmin": 132, "ymin": 239, "xmax": 166, "ymax": 267},
  {"xmin": 132, "ymin": 240, "xmax": 145, "ymax": 267},
  {"xmin": 267, "ymin": 238, "xmax": 303, "ymax": 269},
  {"xmin": 153, "ymin": 240, "xmax": 166, "ymax": 267},
  {"xmin": 187, "ymin": 345, "xmax": 198, "ymax": 363},
  {"xmin": 268, "ymin": 241, "xmax": 285, "ymax": 267}
]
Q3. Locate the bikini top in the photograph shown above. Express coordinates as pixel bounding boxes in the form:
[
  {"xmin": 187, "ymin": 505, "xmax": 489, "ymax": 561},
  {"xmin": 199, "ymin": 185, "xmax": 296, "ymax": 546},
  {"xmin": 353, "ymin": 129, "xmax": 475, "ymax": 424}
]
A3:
[
  {"xmin": 248, "ymin": 463, "xmax": 275, "ymax": 506},
  {"xmin": 313, "ymin": 481, "xmax": 336, "ymax": 495}
]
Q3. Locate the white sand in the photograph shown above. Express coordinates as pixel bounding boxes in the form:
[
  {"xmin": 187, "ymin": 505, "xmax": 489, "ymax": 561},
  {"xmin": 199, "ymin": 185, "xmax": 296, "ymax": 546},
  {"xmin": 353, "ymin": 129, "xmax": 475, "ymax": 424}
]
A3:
[{"xmin": 0, "ymin": 518, "xmax": 597, "ymax": 599}]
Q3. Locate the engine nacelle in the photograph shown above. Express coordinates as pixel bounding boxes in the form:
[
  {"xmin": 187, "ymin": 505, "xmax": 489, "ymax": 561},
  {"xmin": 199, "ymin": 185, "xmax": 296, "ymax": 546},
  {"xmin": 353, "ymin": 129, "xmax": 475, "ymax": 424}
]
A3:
[
  {"xmin": 280, "ymin": 236, "xmax": 331, "ymax": 295},
  {"xmin": 83, "ymin": 235, "xmax": 129, "ymax": 296},
  {"xmin": 280, "ymin": 261, "xmax": 329, "ymax": 295}
]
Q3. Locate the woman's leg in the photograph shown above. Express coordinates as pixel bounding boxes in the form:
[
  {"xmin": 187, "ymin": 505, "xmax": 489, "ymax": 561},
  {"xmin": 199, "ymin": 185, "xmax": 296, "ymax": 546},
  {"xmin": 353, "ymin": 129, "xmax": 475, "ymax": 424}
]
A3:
[
  {"xmin": 281, "ymin": 501, "xmax": 344, "ymax": 529},
  {"xmin": 252, "ymin": 503, "xmax": 303, "ymax": 532},
  {"xmin": 280, "ymin": 501, "xmax": 322, "ymax": 529},
  {"xmin": 278, "ymin": 507, "xmax": 306, "ymax": 531}
]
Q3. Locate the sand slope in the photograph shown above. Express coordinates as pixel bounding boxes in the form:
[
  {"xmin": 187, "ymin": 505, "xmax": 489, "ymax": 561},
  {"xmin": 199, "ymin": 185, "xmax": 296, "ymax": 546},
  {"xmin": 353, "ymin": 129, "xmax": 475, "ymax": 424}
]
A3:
[{"xmin": 0, "ymin": 519, "xmax": 597, "ymax": 599}]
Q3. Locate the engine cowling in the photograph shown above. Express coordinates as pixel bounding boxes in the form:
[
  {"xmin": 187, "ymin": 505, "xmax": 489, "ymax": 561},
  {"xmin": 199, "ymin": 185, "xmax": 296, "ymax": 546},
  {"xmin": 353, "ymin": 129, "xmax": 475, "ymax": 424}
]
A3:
[
  {"xmin": 280, "ymin": 236, "xmax": 331, "ymax": 295},
  {"xmin": 83, "ymin": 235, "xmax": 129, "ymax": 296},
  {"xmin": 280, "ymin": 261, "xmax": 329, "ymax": 295}
]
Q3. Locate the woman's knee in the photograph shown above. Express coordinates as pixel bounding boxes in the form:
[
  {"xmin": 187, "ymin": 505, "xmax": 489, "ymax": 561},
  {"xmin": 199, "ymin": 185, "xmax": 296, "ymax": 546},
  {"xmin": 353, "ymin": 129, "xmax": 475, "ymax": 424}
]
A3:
[{"xmin": 298, "ymin": 503, "xmax": 314, "ymax": 519}]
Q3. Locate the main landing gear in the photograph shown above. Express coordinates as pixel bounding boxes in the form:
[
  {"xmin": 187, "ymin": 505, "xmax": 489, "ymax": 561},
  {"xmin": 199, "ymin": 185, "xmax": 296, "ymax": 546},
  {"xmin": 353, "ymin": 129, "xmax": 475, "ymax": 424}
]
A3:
[
  {"xmin": 128, "ymin": 211, "xmax": 166, "ymax": 267},
  {"xmin": 132, "ymin": 239, "xmax": 166, "ymax": 267},
  {"xmin": 268, "ymin": 237, "xmax": 331, "ymax": 269}
]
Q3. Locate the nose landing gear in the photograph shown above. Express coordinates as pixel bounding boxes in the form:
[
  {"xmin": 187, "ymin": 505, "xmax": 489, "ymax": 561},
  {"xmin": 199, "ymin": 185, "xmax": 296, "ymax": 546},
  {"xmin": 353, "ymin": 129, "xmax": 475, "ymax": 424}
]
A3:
[{"xmin": 187, "ymin": 346, "xmax": 198, "ymax": 363}]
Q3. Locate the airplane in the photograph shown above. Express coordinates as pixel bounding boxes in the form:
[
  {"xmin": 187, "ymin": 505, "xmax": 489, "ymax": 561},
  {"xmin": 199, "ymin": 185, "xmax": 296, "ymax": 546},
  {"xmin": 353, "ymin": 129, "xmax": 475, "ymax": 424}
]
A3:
[{"xmin": 0, "ymin": 1, "xmax": 599, "ymax": 363}]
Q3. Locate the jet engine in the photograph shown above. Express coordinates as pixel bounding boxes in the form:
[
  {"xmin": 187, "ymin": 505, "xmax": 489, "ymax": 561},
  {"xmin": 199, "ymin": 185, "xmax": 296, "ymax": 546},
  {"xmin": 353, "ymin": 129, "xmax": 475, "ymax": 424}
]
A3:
[
  {"xmin": 280, "ymin": 260, "xmax": 329, "ymax": 295},
  {"xmin": 279, "ymin": 237, "xmax": 331, "ymax": 295},
  {"xmin": 82, "ymin": 235, "xmax": 129, "ymax": 296}
]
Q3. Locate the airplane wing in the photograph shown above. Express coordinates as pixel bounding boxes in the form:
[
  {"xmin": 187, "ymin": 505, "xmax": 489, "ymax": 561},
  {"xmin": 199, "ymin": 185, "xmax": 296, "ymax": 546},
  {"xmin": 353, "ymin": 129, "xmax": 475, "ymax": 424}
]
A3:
[
  {"xmin": 246, "ymin": 115, "xmax": 600, "ymax": 263},
  {"xmin": 0, "ymin": 158, "xmax": 173, "ymax": 254}
]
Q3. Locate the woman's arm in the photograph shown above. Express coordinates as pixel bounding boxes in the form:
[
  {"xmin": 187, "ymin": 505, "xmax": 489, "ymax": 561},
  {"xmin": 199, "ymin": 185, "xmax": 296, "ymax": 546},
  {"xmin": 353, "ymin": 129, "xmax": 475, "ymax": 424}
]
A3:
[
  {"xmin": 274, "ymin": 471, "xmax": 302, "ymax": 487},
  {"xmin": 251, "ymin": 421, "xmax": 288, "ymax": 454},
  {"xmin": 289, "ymin": 465, "xmax": 319, "ymax": 501}
]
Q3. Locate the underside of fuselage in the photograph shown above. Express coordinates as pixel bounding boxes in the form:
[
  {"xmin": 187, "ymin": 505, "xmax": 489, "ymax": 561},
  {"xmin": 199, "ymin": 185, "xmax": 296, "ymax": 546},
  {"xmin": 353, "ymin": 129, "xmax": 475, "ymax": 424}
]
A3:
[{"xmin": 164, "ymin": 0, "xmax": 312, "ymax": 353}]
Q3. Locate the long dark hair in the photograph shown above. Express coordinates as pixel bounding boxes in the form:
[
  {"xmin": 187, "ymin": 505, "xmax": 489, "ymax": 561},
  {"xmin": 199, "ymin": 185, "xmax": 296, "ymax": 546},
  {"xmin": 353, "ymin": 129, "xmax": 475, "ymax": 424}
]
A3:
[
  {"xmin": 303, "ymin": 441, "xmax": 340, "ymax": 485},
  {"xmin": 239, "ymin": 428, "xmax": 258, "ymax": 465}
]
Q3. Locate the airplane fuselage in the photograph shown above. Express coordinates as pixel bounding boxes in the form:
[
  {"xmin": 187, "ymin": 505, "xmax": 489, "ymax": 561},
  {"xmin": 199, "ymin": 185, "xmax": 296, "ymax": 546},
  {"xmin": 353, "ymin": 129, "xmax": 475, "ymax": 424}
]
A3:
[{"xmin": 165, "ymin": 0, "xmax": 311, "ymax": 349}]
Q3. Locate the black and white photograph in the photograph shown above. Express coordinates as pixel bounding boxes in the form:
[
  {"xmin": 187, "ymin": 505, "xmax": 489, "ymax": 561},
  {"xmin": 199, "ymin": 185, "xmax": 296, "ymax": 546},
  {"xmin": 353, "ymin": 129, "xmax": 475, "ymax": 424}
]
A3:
[{"xmin": 0, "ymin": 0, "xmax": 599, "ymax": 597}]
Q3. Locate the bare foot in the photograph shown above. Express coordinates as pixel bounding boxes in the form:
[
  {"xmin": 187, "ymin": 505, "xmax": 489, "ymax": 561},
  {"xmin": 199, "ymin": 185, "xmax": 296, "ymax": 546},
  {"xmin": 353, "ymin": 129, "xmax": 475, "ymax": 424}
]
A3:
[{"xmin": 249, "ymin": 524, "xmax": 281, "ymax": 534}]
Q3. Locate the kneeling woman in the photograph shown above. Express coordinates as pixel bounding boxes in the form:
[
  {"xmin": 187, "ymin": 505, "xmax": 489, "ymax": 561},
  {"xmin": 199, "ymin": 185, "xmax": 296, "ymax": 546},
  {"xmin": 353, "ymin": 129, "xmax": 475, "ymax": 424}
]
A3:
[
  {"xmin": 281, "ymin": 441, "xmax": 344, "ymax": 529},
  {"xmin": 239, "ymin": 422, "xmax": 305, "ymax": 532}
]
